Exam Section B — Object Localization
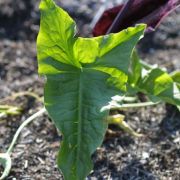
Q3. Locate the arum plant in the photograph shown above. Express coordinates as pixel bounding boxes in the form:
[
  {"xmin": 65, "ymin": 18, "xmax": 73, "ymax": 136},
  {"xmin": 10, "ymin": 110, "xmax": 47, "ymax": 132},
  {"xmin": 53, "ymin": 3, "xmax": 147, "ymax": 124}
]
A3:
[
  {"xmin": 1, "ymin": 0, "xmax": 180, "ymax": 179},
  {"xmin": 37, "ymin": 0, "xmax": 148, "ymax": 179},
  {"xmin": 36, "ymin": 0, "xmax": 180, "ymax": 179}
]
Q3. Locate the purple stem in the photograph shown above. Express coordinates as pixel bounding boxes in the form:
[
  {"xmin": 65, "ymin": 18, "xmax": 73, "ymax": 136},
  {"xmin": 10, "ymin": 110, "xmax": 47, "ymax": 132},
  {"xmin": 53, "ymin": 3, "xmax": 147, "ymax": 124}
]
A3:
[{"xmin": 106, "ymin": 0, "xmax": 135, "ymax": 34}]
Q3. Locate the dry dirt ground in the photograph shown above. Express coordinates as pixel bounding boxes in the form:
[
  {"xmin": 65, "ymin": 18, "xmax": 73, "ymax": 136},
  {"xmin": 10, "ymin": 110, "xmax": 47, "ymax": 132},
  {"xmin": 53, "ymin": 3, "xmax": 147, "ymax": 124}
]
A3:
[{"xmin": 0, "ymin": 0, "xmax": 180, "ymax": 179}]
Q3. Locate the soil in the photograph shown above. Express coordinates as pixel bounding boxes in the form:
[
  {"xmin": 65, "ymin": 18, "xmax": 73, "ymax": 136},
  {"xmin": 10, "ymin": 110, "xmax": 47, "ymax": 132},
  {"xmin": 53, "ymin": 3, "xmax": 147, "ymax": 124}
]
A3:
[{"xmin": 0, "ymin": 0, "xmax": 180, "ymax": 180}]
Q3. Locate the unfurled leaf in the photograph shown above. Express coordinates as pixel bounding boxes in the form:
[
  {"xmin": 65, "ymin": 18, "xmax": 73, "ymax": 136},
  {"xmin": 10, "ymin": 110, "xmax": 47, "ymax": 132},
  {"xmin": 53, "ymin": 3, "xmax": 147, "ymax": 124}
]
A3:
[
  {"xmin": 37, "ymin": 0, "xmax": 145, "ymax": 179},
  {"xmin": 93, "ymin": 0, "xmax": 180, "ymax": 36}
]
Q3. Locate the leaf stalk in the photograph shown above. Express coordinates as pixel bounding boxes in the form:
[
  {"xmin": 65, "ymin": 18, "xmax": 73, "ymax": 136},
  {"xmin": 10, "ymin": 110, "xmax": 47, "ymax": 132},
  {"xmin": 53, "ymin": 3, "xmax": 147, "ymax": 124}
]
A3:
[{"xmin": 7, "ymin": 108, "xmax": 46, "ymax": 154}]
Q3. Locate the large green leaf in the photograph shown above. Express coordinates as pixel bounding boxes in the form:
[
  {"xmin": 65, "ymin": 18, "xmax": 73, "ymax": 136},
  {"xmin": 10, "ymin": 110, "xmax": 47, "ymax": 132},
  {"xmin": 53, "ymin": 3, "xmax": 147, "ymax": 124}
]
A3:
[{"xmin": 37, "ymin": 0, "xmax": 145, "ymax": 179}]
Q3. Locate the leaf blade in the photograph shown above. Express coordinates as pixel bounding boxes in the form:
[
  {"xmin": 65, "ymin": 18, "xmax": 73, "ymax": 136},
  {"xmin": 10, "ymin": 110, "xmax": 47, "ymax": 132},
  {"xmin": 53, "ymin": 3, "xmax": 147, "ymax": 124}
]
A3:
[
  {"xmin": 45, "ymin": 70, "xmax": 119, "ymax": 179},
  {"xmin": 37, "ymin": 1, "xmax": 146, "ymax": 179}
]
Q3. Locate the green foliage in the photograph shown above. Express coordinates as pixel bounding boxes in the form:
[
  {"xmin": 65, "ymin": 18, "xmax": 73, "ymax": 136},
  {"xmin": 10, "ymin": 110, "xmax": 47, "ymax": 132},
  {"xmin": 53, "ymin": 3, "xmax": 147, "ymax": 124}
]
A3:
[
  {"xmin": 37, "ymin": 0, "xmax": 145, "ymax": 179},
  {"xmin": 128, "ymin": 51, "xmax": 180, "ymax": 109},
  {"xmin": 37, "ymin": 0, "xmax": 180, "ymax": 179}
]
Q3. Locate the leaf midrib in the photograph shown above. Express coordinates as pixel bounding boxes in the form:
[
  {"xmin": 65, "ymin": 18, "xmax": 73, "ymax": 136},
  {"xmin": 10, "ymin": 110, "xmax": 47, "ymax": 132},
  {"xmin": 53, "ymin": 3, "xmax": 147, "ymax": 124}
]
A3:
[{"xmin": 76, "ymin": 72, "xmax": 83, "ymax": 171}]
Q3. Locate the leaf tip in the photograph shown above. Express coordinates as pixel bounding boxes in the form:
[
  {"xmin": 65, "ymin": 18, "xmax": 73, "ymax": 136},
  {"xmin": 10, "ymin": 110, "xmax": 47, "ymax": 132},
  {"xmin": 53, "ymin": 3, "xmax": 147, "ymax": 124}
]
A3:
[
  {"xmin": 134, "ymin": 23, "xmax": 147, "ymax": 40},
  {"xmin": 39, "ymin": 0, "xmax": 56, "ymax": 11}
]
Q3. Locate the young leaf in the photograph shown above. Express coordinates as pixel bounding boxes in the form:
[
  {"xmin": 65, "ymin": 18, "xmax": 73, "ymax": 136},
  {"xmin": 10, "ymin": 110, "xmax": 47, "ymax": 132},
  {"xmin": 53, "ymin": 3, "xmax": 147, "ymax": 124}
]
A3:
[
  {"xmin": 37, "ymin": 0, "xmax": 145, "ymax": 179},
  {"xmin": 128, "ymin": 52, "xmax": 180, "ymax": 107}
]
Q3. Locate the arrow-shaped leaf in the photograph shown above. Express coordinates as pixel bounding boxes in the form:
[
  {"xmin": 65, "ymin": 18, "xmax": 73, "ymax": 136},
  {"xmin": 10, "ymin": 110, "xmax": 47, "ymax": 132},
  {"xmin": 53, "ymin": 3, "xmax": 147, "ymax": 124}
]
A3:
[{"xmin": 37, "ymin": 0, "xmax": 145, "ymax": 179}]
